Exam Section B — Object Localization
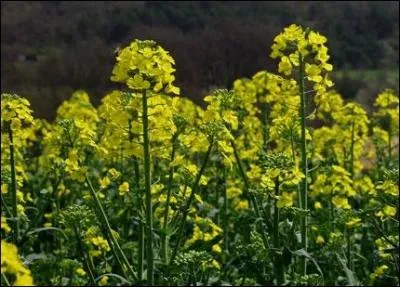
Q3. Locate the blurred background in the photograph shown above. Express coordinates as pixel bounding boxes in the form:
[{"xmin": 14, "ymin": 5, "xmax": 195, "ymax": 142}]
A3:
[{"xmin": 1, "ymin": 1, "xmax": 399, "ymax": 120}]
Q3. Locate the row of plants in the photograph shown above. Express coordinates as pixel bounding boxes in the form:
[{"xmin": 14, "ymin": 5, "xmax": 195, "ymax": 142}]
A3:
[{"xmin": 1, "ymin": 24, "xmax": 398, "ymax": 286}]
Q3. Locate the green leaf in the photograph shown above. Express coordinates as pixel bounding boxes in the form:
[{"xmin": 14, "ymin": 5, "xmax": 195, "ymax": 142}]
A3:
[
  {"xmin": 26, "ymin": 227, "xmax": 68, "ymax": 240},
  {"xmin": 293, "ymin": 249, "xmax": 324, "ymax": 279},
  {"xmin": 335, "ymin": 252, "xmax": 359, "ymax": 286}
]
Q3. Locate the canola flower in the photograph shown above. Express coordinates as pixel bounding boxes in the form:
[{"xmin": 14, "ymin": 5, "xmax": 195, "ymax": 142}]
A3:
[
  {"xmin": 1, "ymin": 240, "xmax": 34, "ymax": 286},
  {"xmin": 0, "ymin": 24, "xmax": 399, "ymax": 287}
]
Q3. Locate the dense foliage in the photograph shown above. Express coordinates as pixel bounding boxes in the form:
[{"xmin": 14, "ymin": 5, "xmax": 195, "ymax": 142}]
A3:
[{"xmin": 1, "ymin": 24, "xmax": 399, "ymax": 286}]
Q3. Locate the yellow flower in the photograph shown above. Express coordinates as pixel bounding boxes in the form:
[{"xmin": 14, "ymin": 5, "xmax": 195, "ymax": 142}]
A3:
[
  {"xmin": 236, "ymin": 200, "xmax": 249, "ymax": 210},
  {"xmin": 314, "ymin": 202, "xmax": 322, "ymax": 209},
  {"xmin": 99, "ymin": 177, "xmax": 111, "ymax": 189},
  {"xmin": 1, "ymin": 216, "xmax": 11, "ymax": 233},
  {"xmin": 1, "ymin": 184, "xmax": 8, "ymax": 194},
  {"xmin": 308, "ymin": 31, "xmax": 327, "ymax": 45},
  {"xmin": 99, "ymin": 275, "xmax": 109, "ymax": 286},
  {"xmin": 1, "ymin": 240, "xmax": 34, "ymax": 286},
  {"xmin": 370, "ymin": 264, "xmax": 389, "ymax": 281},
  {"xmin": 278, "ymin": 56, "xmax": 292, "ymax": 76},
  {"xmin": 14, "ymin": 273, "xmax": 34, "ymax": 286},
  {"xmin": 345, "ymin": 217, "xmax": 361, "ymax": 228},
  {"xmin": 316, "ymin": 235, "xmax": 325, "ymax": 244},
  {"xmin": 383, "ymin": 205, "xmax": 396, "ymax": 217},
  {"xmin": 332, "ymin": 196, "xmax": 351, "ymax": 209},
  {"xmin": 277, "ymin": 192, "xmax": 293, "ymax": 208},
  {"xmin": 211, "ymin": 259, "xmax": 221, "ymax": 270},
  {"xmin": 75, "ymin": 267, "xmax": 86, "ymax": 276},
  {"xmin": 212, "ymin": 244, "xmax": 222, "ymax": 254},
  {"xmin": 194, "ymin": 194, "xmax": 204, "ymax": 205},
  {"xmin": 305, "ymin": 63, "xmax": 322, "ymax": 82},
  {"xmin": 118, "ymin": 182, "xmax": 129, "ymax": 196},
  {"xmin": 108, "ymin": 168, "xmax": 121, "ymax": 180}
]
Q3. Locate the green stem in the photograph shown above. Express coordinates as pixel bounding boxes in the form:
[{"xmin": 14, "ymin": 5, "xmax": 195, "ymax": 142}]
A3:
[
  {"xmin": 388, "ymin": 118, "xmax": 392, "ymax": 165},
  {"xmin": 134, "ymin": 158, "xmax": 144, "ymax": 281},
  {"xmin": 8, "ymin": 127, "xmax": 18, "ymax": 244},
  {"xmin": 349, "ymin": 122, "xmax": 355, "ymax": 180},
  {"xmin": 134, "ymin": 154, "xmax": 144, "ymax": 284},
  {"xmin": 290, "ymin": 129, "xmax": 302, "ymax": 210},
  {"xmin": 222, "ymin": 167, "xmax": 228, "ymax": 253},
  {"xmin": 1, "ymin": 272, "xmax": 10, "ymax": 286},
  {"xmin": 141, "ymin": 90, "xmax": 154, "ymax": 285},
  {"xmin": 231, "ymin": 140, "xmax": 270, "ymax": 250},
  {"xmin": 161, "ymin": 133, "xmax": 178, "ymax": 265},
  {"xmin": 170, "ymin": 138, "xmax": 214, "ymax": 264},
  {"xmin": 73, "ymin": 225, "xmax": 97, "ymax": 285},
  {"xmin": 1, "ymin": 193, "xmax": 12, "ymax": 218},
  {"xmin": 298, "ymin": 52, "xmax": 308, "ymax": 276},
  {"xmin": 273, "ymin": 177, "xmax": 284, "ymax": 285},
  {"xmin": 138, "ymin": 221, "xmax": 144, "ymax": 281},
  {"xmin": 86, "ymin": 176, "xmax": 137, "ymax": 282},
  {"xmin": 346, "ymin": 121, "xmax": 356, "ymax": 271}
]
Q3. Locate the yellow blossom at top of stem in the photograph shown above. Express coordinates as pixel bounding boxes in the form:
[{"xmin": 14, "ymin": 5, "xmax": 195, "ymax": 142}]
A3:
[
  {"xmin": 1, "ymin": 93, "xmax": 34, "ymax": 125},
  {"xmin": 270, "ymin": 24, "xmax": 334, "ymax": 95},
  {"xmin": 111, "ymin": 39, "xmax": 180, "ymax": 94},
  {"xmin": 374, "ymin": 89, "xmax": 399, "ymax": 109}
]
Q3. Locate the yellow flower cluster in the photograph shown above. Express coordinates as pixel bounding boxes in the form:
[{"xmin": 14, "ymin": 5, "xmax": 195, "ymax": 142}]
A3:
[
  {"xmin": 270, "ymin": 24, "xmax": 334, "ymax": 94},
  {"xmin": 1, "ymin": 240, "xmax": 34, "ymax": 286},
  {"xmin": 84, "ymin": 227, "xmax": 111, "ymax": 258},
  {"xmin": 185, "ymin": 215, "xmax": 223, "ymax": 248},
  {"xmin": 111, "ymin": 39, "xmax": 180, "ymax": 94}
]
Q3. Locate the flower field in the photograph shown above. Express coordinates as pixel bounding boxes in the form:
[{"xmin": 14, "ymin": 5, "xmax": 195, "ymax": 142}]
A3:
[{"xmin": 1, "ymin": 24, "xmax": 399, "ymax": 286}]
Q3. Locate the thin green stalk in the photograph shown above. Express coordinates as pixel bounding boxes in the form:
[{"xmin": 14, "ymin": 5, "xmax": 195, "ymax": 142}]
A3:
[
  {"xmin": 222, "ymin": 167, "xmax": 228, "ymax": 253},
  {"xmin": 134, "ymin": 157, "xmax": 144, "ymax": 283},
  {"xmin": 273, "ymin": 177, "xmax": 284, "ymax": 285},
  {"xmin": 133, "ymin": 161, "xmax": 144, "ymax": 281},
  {"xmin": 349, "ymin": 122, "xmax": 355, "ymax": 180},
  {"xmin": 1, "ymin": 272, "xmax": 10, "ymax": 286},
  {"xmin": 130, "ymin": 115, "xmax": 144, "ymax": 280},
  {"xmin": 8, "ymin": 126, "xmax": 18, "ymax": 244},
  {"xmin": 170, "ymin": 138, "xmax": 214, "ymax": 264},
  {"xmin": 231, "ymin": 140, "xmax": 270, "ymax": 250},
  {"xmin": 86, "ymin": 176, "xmax": 137, "ymax": 282},
  {"xmin": 161, "ymin": 133, "xmax": 178, "ymax": 265},
  {"xmin": 99, "ymin": 220, "xmax": 127, "ymax": 279},
  {"xmin": 388, "ymin": 118, "xmax": 392, "ymax": 165},
  {"xmin": 73, "ymin": 225, "xmax": 97, "ymax": 285},
  {"xmin": 290, "ymin": 129, "xmax": 302, "ymax": 209},
  {"xmin": 1, "ymin": 193, "xmax": 12, "ymax": 218},
  {"xmin": 298, "ymin": 52, "xmax": 308, "ymax": 276},
  {"xmin": 141, "ymin": 89, "xmax": 154, "ymax": 285},
  {"xmin": 138, "ymin": 221, "xmax": 144, "ymax": 281},
  {"xmin": 347, "ymin": 121, "xmax": 355, "ymax": 271}
]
